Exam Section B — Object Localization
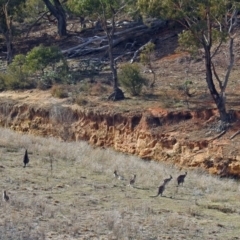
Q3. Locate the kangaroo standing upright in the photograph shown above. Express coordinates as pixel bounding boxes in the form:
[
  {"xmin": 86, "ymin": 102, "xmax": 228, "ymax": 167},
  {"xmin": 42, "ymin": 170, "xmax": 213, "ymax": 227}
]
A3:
[
  {"xmin": 163, "ymin": 175, "xmax": 172, "ymax": 185},
  {"xmin": 3, "ymin": 190, "xmax": 9, "ymax": 202},
  {"xmin": 23, "ymin": 149, "xmax": 29, "ymax": 168},
  {"xmin": 129, "ymin": 174, "xmax": 136, "ymax": 187},
  {"xmin": 177, "ymin": 172, "xmax": 187, "ymax": 186}
]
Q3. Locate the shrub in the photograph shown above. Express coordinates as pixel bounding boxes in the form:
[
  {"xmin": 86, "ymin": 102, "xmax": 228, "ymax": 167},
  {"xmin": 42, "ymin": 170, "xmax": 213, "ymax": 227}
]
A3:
[
  {"xmin": 118, "ymin": 63, "xmax": 147, "ymax": 96},
  {"xmin": 78, "ymin": 81, "xmax": 91, "ymax": 94},
  {"xmin": 25, "ymin": 45, "xmax": 65, "ymax": 73},
  {"xmin": 0, "ymin": 74, "xmax": 6, "ymax": 91},
  {"xmin": 0, "ymin": 72, "xmax": 36, "ymax": 91},
  {"xmin": 90, "ymin": 81, "xmax": 109, "ymax": 96},
  {"xmin": 3, "ymin": 47, "xmax": 71, "ymax": 91},
  {"xmin": 74, "ymin": 96, "xmax": 88, "ymax": 106},
  {"xmin": 51, "ymin": 85, "xmax": 69, "ymax": 98},
  {"xmin": 0, "ymin": 54, "xmax": 36, "ymax": 90}
]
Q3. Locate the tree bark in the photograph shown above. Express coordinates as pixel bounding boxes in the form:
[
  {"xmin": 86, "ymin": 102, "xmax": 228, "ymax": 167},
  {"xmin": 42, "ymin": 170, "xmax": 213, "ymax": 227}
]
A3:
[
  {"xmin": 1, "ymin": 2, "xmax": 13, "ymax": 64},
  {"xmin": 42, "ymin": 0, "xmax": 67, "ymax": 37},
  {"xmin": 101, "ymin": 8, "xmax": 124, "ymax": 101},
  {"xmin": 204, "ymin": 44, "xmax": 228, "ymax": 122}
]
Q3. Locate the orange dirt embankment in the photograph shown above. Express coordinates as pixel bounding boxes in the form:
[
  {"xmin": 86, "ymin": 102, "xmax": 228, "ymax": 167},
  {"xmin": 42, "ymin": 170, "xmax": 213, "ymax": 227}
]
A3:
[{"xmin": 1, "ymin": 90, "xmax": 240, "ymax": 178}]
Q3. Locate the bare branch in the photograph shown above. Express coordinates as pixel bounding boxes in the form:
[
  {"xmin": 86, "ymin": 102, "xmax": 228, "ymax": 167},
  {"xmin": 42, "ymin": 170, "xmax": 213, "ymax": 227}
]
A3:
[
  {"xmin": 130, "ymin": 39, "xmax": 153, "ymax": 63},
  {"xmin": 25, "ymin": 11, "xmax": 49, "ymax": 38},
  {"xmin": 209, "ymin": 130, "xmax": 226, "ymax": 141},
  {"xmin": 211, "ymin": 62, "xmax": 223, "ymax": 90},
  {"xmin": 222, "ymin": 37, "xmax": 235, "ymax": 91},
  {"xmin": 230, "ymin": 130, "xmax": 240, "ymax": 140},
  {"xmin": 211, "ymin": 38, "xmax": 223, "ymax": 59},
  {"xmin": 228, "ymin": 9, "xmax": 238, "ymax": 34}
]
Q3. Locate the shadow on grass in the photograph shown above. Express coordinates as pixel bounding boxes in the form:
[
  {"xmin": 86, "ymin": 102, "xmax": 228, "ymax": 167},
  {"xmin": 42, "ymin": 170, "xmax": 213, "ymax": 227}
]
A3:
[
  {"xmin": 149, "ymin": 194, "xmax": 187, "ymax": 201},
  {"xmin": 133, "ymin": 186, "xmax": 151, "ymax": 190}
]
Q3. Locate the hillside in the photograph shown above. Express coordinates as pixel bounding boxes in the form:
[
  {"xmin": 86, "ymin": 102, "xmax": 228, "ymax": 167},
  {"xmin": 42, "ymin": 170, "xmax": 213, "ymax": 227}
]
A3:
[
  {"xmin": 1, "ymin": 18, "xmax": 240, "ymax": 240},
  {"xmin": 1, "ymin": 19, "xmax": 240, "ymax": 178}
]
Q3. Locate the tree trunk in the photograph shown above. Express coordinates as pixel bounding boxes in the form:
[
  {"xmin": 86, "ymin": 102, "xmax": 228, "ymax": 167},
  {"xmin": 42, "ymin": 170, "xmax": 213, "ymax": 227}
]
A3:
[
  {"xmin": 42, "ymin": 0, "xmax": 67, "ymax": 37},
  {"xmin": 104, "ymin": 14, "xmax": 124, "ymax": 101},
  {"xmin": 204, "ymin": 44, "xmax": 228, "ymax": 122},
  {"xmin": 2, "ymin": 3, "xmax": 13, "ymax": 64},
  {"xmin": 108, "ymin": 38, "xmax": 118, "ymax": 91},
  {"xmin": 5, "ymin": 34, "xmax": 13, "ymax": 64},
  {"xmin": 107, "ymin": 35, "xmax": 124, "ymax": 101}
]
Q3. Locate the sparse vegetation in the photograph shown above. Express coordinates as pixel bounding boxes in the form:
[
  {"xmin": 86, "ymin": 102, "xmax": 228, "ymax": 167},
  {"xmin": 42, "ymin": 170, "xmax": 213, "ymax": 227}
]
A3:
[
  {"xmin": 51, "ymin": 85, "xmax": 69, "ymax": 98},
  {"xmin": 0, "ymin": 128, "xmax": 240, "ymax": 239},
  {"xmin": 1, "ymin": 5, "xmax": 240, "ymax": 239},
  {"xmin": 74, "ymin": 95, "xmax": 88, "ymax": 106},
  {"xmin": 119, "ymin": 63, "xmax": 148, "ymax": 96}
]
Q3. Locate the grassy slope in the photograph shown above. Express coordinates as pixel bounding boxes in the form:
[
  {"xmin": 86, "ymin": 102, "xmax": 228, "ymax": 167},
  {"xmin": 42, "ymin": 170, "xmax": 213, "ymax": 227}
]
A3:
[{"xmin": 0, "ymin": 128, "xmax": 240, "ymax": 239}]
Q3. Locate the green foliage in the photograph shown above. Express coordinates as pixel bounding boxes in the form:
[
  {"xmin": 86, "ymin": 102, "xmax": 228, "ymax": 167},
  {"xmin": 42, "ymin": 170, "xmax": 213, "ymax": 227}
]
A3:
[
  {"xmin": 0, "ymin": 54, "xmax": 36, "ymax": 90},
  {"xmin": 119, "ymin": 63, "xmax": 147, "ymax": 96},
  {"xmin": 18, "ymin": 0, "xmax": 46, "ymax": 21},
  {"xmin": 67, "ymin": 0, "xmax": 129, "ymax": 19},
  {"xmin": 25, "ymin": 45, "xmax": 64, "ymax": 73},
  {"xmin": 137, "ymin": 0, "xmax": 163, "ymax": 18},
  {"xmin": 0, "ymin": 71, "xmax": 36, "ymax": 90},
  {"xmin": 8, "ymin": 54, "xmax": 27, "ymax": 73},
  {"xmin": 23, "ymin": 45, "xmax": 71, "ymax": 88},
  {"xmin": 178, "ymin": 30, "xmax": 201, "ymax": 56},
  {"xmin": 0, "ymin": 73, "xmax": 6, "ymax": 91},
  {"xmin": 140, "ymin": 42, "xmax": 155, "ymax": 65},
  {"xmin": 0, "ymin": 46, "xmax": 71, "ymax": 91},
  {"xmin": 138, "ymin": 0, "xmax": 238, "ymax": 52},
  {"xmin": 0, "ymin": 0, "xmax": 27, "ymax": 32}
]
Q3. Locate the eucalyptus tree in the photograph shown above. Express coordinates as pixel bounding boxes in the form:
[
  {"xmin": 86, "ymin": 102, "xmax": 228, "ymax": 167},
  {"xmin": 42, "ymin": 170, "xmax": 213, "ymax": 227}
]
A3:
[
  {"xmin": 0, "ymin": 0, "xmax": 26, "ymax": 64},
  {"xmin": 67, "ymin": 0, "xmax": 136, "ymax": 101},
  {"xmin": 138, "ymin": 0, "xmax": 240, "ymax": 125},
  {"xmin": 42, "ymin": 0, "xmax": 67, "ymax": 37}
]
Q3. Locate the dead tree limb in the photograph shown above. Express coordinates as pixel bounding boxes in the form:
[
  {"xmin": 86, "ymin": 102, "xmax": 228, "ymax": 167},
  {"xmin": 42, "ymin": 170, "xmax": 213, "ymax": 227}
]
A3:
[
  {"xmin": 209, "ymin": 130, "xmax": 226, "ymax": 141},
  {"xmin": 114, "ymin": 51, "xmax": 133, "ymax": 64},
  {"xmin": 62, "ymin": 20, "xmax": 167, "ymax": 58},
  {"xmin": 25, "ymin": 11, "xmax": 49, "ymax": 38},
  {"xmin": 230, "ymin": 130, "xmax": 240, "ymax": 140},
  {"xmin": 130, "ymin": 33, "xmax": 177, "ymax": 63},
  {"xmin": 130, "ymin": 39, "xmax": 153, "ymax": 63}
]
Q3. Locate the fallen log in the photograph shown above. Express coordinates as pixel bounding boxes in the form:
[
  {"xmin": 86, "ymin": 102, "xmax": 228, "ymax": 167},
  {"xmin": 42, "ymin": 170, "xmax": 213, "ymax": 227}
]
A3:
[{"xmin": 62, "ymin": 19, "xmax": 167, "ymax": 58}]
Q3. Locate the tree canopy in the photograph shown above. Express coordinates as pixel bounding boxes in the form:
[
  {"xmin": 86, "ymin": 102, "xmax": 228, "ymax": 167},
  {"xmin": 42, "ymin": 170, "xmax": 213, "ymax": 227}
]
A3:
[{"xmin": 138, "ymin": 0, "xmax": 240, "ymax": 123}]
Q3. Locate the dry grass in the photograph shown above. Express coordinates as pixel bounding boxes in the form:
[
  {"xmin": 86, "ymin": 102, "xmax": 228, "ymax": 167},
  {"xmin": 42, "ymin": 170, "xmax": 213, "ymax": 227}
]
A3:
[{"xmin": 0, "ymin": 128, "xmax": 240, "ymax": 239}]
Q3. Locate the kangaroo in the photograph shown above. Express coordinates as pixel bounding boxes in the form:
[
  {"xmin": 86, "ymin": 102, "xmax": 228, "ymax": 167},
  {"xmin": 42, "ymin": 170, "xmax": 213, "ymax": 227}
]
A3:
[
  {"xmin": 156, "ymin": 183, "xmax": 166, "ymax": 197},
  {"xmin": 151, "ymin": 182, "xmax": 167, "ymax": 197},
  {"xmin": 177, "ymin": 172, "xmax": 187, "ymax": 186},
  {"xmin": 23, "ymin": 149, "xmax": 29, "ymax": 168},
  {"xmin": 163, "ymin": 175, "xmax": 172, "ymax": 185},
  {"xmin": 113, "ymin": 170, "xmax": 124, "ymax": 180},
  {"xmin": 129, "ymin": 174, "xmax": 136, "ymax": 187},
  {"xmin": 3, "ymin": 190, "xmax": 9, "ymax": 202}
]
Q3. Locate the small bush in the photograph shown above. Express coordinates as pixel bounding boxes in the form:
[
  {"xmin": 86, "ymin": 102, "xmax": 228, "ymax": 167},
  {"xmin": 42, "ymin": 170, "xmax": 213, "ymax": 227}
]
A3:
[
  {"xmin": 25, "ymin": 45, "xmax": 64, "ymax": 73},
  {"xmin": 0, "ymin": 74, "xmax": 6, "ymax": 91},
  {"xmin": 118, "ymin": 63, "xmax": 147, "ymax": 96},
  {"xmin": 0, "ymin": 54, "xmax": 36, "ymax": 90},
  {"xmin": 78, "ymin": 81, "xmax": 91, "ymax": 94},
  {"xmin": 37, "ymin": 78, "xmax": 52, "ymax": 90},
  {"xmin": 51, "ymin": 85, "xmax": 69, "ymax": 98},
  {"xmin": 0, "ymin": 72, "xmax": 36, "ymax": 90},
  {"xmin": 74, "ymin": 96, "xmax": 88, "ymax": 106},
  {"xmin": 90, "ymin": 82, "xmax": 109, "ymax": 96}
]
